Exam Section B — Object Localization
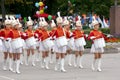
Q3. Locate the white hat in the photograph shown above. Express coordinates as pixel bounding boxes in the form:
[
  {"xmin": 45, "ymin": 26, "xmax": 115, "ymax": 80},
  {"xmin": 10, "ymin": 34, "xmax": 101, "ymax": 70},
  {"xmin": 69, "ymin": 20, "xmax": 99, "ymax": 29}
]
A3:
[
  {"xmin": 27, "ymin": 21, "xmax": 33, "ymax": 26},
  {"xmin": 63, "ymin": 17, "xmax": 69, "ymax": 26},
  {"xmin": 41, "ymin": 17, "xmax": 48, "ymax": 27},
  {"xmin": 56, "ymin": 12, "xmax": 63, "ymax": 24},
  {"xmin": 27, "ymin": 16, "xmax": 33, "ymax": 26},
  {"xmin": 92, "ymin": 16, "xmax": 99, "ymax": 26},
  {"xmin": 51, "ymin": 20, "xmax": 56, "ymax": 27},
  {"xmin": 12, "ymin": 20, "xmax": 19, "ymax": 27},
  {"xmin": 4, "ymin": 16, "xmax": 11, "ymax": 25},
  {"xmin": 76, "ymin": 16, "xmax": 82, "ymax": 27}
]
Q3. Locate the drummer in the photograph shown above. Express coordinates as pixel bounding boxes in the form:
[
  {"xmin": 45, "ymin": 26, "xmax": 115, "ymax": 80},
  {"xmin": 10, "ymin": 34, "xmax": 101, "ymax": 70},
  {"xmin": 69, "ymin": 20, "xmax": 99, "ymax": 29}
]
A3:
[
  {"xmin": 52, "ymin": 12, "xmax": 67, "ymax": 72},
  {"xmin": 8, "ymin": 20, "xmax": 22, "ymax": 74},
  {"xmin": 0, "ymin": 17, "xmax": 13, "ymax": 71},
  {"xmin": 88, "ymin": 17, "xmax": 107, "ymax": 72},
  {"xmin": 63, "ymin": 17, "xmax": 73, "ymax": 66},
  {"xmin": 25, "ymin": 20, "xmax": 36, "ymax": 66},
  {"xmin": 72, "ymin": 16, "xmax": 86, "ymax": 68}
]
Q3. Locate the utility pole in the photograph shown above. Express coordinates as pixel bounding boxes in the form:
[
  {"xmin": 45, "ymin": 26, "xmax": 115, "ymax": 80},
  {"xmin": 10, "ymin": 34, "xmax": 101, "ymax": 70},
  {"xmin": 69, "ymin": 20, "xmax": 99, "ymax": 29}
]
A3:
[{"xmin": 1, "ymin": 0, "xmax": 6, "ymax": 23}]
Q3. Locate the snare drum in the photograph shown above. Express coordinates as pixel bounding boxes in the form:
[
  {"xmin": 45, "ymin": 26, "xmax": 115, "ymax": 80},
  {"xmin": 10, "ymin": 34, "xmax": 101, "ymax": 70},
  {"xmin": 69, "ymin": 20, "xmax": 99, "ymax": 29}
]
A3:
[
  {"xmin": 75, "ymin": 37, "xmax": 86, "ymax": 47},
  {"xmin": 11, "ymin": 38, "xmax": 23, "ymax": 49},
  {"xmin": 56, "ymin": 36, "xmax": 68, "ymax": 48},
  {"xmin": 93, "ymin": 38, "xmax": 106, "ymax": 48},
  {"xmin": 42, "ymin": 38, "xmax": 54, "ymax": 49},
  {"xmin": 26, "ymin": 37, "xmax": 36, "ymax": 47}
]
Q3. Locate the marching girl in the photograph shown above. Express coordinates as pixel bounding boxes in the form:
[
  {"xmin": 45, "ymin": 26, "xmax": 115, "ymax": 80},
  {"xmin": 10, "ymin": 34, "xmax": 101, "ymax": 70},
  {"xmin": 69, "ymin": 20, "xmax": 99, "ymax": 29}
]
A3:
[
  {"xmin": 88, "ymin": 17, "xmax": 106, "ymax": 72},
  {"xmin": 8, "ymin": 20, "xmax": 23, "ymax": 74},
  {"xmin": 38, "ymin": 18, "xmax": 51, "ymax": 69},
  {"xmin": 25, "ymin": 20, "xmax": 36, "ymax": 66},
  {"xmin": 52, "ymin": 12, "xmax": 67, "ymax": 72},
  {"xmin": 49, "ymin": 20, "xmax": 57, "ymax": 63},
  {"xmin": 34, "ymin": 18, "xmax": 42, "ymax": 62},
  {"xmin": 0, "ymin": 18, "xmax": 13, "ymax": 71},
  {"xmin": 17, "ymin": 22, "xmax": 26, "ymax": 65},
  {"xmin": 72, "ymin": 17, "xmax": 86, "ymax": 68},
  {"xmin": 63, "ymin": 17, "xmax": 73, "ymax": 66}
]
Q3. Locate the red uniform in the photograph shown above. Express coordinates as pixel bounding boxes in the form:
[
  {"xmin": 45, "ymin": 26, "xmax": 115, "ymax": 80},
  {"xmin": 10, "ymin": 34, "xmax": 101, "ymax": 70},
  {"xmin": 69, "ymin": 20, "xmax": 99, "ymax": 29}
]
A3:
[
  {"xmin": 88, "ymin": 29, "xmax": 107, "ymax": 41},
  {"xmin": 52, "ymin": 26, "xmax": 65, "ymax": 38},
  {"xmin": 72, "ymin": 29, "xmax": 86, "ymax": 39},
  {"xmin": 0, "ymin": 28, "xmax": 11, "ymax": 39}
]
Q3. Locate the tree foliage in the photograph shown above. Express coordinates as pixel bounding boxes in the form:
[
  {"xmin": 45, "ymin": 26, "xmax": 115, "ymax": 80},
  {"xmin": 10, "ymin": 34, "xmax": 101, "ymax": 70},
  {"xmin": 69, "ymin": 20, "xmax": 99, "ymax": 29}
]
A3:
[{"xmin": 1, "ymin": 0, "xmax": 120, "ymax": 18}]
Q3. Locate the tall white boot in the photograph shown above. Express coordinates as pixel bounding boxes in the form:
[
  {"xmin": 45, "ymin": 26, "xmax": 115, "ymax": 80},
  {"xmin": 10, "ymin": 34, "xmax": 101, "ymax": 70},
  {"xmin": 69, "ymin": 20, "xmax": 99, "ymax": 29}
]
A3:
[
  {"xmin": 45, "ymin": 57, "xmax": 50, "ymax": 69},
  {"xmin": 41, "ymin": 58, "xmax": 45, "ymax": 68},
  {"xmin": 79, "ymin": 56, "xmax": 83, "ymax": 68},
  {"xmin": 36, "ymin": 53, "xmax": 40, "ymax": 61},
  {"xmin": 54, "ymin": 59, "xmax": 59, "ymax": 71},
  {"xmin": 16, "ymin": 60, "xmax": 21, "ymax": 74},
  {"xmin": 97, "ymin": 58, "xmax": 102, "ymax": 72},
  {"xmin": 50, "ymin": 53, "xmax": 54, "ymax": 64},
  {"xmin": 3, "ymin": 59, "xmax": 7, "ymax": 71},
  {"xmin": 20, "ymin": 54, "xmax": 23, "ymax": 65},
  {"xmin": 60, "ymin": 58, "xmax": 66, "ymax": 72},
  {"xmin": 12, "ymin": 60, "xmax": 16, "ymax": 73},
  {"xmin": 68, "ymin": 54, "xmax": 72, "ymax": 66},
  {"xmin": 32, "ymin": 54, "xmax": 36, "ymax": 66},
  {"xmin": 91, "ymin": 59, "xmax": 97, "ymax": 71},
  {"xmin": 25, "ymin": 56, "xmax": 29, "ymax": 66},
  {"xmin": 74, "ymin": 56, "xmax": 78, "ymax": 67},
  {"xmin": 9, "ymin": 58, "xmax": 13, "ymax": 71}
]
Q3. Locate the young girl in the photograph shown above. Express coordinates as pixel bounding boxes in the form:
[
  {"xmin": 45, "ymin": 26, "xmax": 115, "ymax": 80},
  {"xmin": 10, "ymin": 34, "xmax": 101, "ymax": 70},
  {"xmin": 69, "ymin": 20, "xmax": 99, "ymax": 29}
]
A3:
[
  {"xmin": 88, "ymin": 18, "xmax": 106, "ymax": 72},
  {"xmin": 72, "ymin": 18, "xmax": 86, "ymax": 68}
]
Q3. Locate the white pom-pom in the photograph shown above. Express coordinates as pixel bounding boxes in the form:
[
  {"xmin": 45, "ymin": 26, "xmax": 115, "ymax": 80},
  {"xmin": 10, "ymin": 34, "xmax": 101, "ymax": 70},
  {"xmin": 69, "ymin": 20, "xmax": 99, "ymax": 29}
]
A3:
[
  {"xmin": 78, "ymin": 16, "xmax": 81, "ymax": 21},
  {"xmin": 57, "ymin": 12, "xmax": 61, "ymax": 17},
  {"xmin": 28, "ymin": 16, "xmax": 32, "ymax": 21},
  {"xmin": 5, "ymin": 15, "xmax": 9, "ymax": 20}
]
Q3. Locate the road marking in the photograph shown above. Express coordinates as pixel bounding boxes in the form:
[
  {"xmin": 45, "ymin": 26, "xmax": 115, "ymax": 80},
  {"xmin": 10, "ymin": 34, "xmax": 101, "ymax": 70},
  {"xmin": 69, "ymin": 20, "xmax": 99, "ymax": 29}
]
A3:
[{"xmin": 0, "ymin": 76, "xmax": 15, "ymax": 80}]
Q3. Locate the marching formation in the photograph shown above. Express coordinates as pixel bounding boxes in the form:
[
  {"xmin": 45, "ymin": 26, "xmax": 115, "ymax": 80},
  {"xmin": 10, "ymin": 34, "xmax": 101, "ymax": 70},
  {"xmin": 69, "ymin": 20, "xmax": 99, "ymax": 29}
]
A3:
[{"xmin": 0, "ymin": 12, "xmax": 107, "ymax": 74}]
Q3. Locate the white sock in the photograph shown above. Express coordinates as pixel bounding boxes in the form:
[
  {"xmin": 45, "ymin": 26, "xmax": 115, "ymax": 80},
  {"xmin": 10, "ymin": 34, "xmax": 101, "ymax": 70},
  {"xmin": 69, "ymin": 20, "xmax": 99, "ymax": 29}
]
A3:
[
  {"xmin": 92, "ymin": 59, "xmax": 98, "ymax": 70},
  {"xmin": 60, "ymin": 58, "xmax": 66, "ymax": 71}
]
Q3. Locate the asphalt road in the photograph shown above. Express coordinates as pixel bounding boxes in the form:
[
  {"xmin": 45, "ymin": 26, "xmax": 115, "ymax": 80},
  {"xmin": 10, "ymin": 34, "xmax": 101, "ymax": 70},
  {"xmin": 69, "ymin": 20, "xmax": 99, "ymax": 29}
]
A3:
[{"xmin": 0, "ymin": 50, "xmax": 120, "ymax": 80}]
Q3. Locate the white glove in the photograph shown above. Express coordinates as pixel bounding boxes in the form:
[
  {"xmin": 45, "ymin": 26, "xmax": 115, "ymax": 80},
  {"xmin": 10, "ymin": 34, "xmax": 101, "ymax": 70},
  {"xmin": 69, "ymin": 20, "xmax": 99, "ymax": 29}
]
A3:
[
  {"xmin": 90, "ymin": 36, "xmax": 96, "ymax": 39},
  {"xmin": 0, "ymin": 37, "xmax": 4, "ymax": 40},
  {"xmin": 6, "ymin": 38, "xmax": 12, "ymax": 42},
  {"xmin": 35, "ymin": 38, "xmax": 39, "ymax": 42},
  {"xmin": 23, "ymin": 33, "xmax": 27, "ymax": 36},
  {"xmin": 35, "ymin": 33, "xmax": 39, "ymax": 37},
  {"xmin": 85, "ymin": 34, "xmax": 88, "ymax": 37},
  {"xmin": 107, "ymin": 34, "xmax": 113, "ymax": 37}
]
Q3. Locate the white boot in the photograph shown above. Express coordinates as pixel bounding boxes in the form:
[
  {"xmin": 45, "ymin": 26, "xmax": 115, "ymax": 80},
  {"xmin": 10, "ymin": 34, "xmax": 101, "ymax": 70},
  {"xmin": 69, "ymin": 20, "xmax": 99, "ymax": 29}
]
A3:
[
  {"xmin": 50, "ymin": 53, "xmax": 54, "ymax": 64},
  {"xmin": 54, "ymin": 59, "xmax": 59, "ymax": 71},
  {"xmin": 91, "ymin": 59, "xmax": 97, "ymax": 71},
  {"xmin": 9, "ymin": 58, "xmax": 13, "ymax": 71},
  {"xmin": 45, "ymin": 57, "xmax": 50, "ymax": 70},
  {"xmin": 79, "ymin": 56, "xmax": 83, "ymax": 68},
  {"xmin": 16, "ymin": 60, "xmax": 21, "ymax": 74},
  {"xmin": 12, "ymin": 60, "xmax": 16, "ymax": 73},
  {"xmin": 68, "ymin": 54, "xmax": 72, "ymax": 66},
  {"xmin": 20, "ymin": 54, "xmax": 23, "ymax": 65},
  {"xmin": 74, "ymin": 56, "xmax": 78, "ymax": 67},
  {"xmin": 32, "ymin": 54, "xmax": 36, "ymax": 66},
  {"xmin": 25, "ymin": 56, "xmax": 29, "ymax": 66},
  {"xmin": 97, "ymin": 58, "xmax": 102, "ymax": 72},
  {"xmin": 41, "ymin": 58, "xmax": 45, "ymax": 68},
  {"xmin": 36, "ymin": 53, "xmax": 40, "ymax": 61},
  {"xmin": 3, "ymin": 59, "xmax": 7, "ymax": 71},
  {"xmin": 60, "ymin": 59, "xmax": 66, "ymax": 72}
]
